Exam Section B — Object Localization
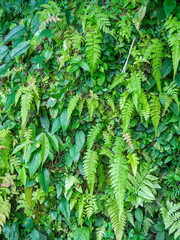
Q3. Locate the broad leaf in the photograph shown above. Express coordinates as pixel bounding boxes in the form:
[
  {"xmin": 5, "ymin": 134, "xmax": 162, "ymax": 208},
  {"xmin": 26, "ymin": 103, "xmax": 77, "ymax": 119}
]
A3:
[
  {"xmin": 163, "ymin": 0, "xmax": 176, "ymax": 17},
  {"xmin": 73, "ymin": 227, "xmax": 90, "ymax": 240},
  {"xmin": 60, "ymin": 109, "xmax": 70, "ymax": 132},
  {"xmin": 38, "ymin": 168, "xmax": 50, "ymax": 194},
  {"xmin": 11, "ymin": 41, "xmax": 30, "ymax": 58},
  {"xmin": 0, "ymin": 46, "xmax": 8, "ymax": 60},
  {"xmin": 75, "ymin": 131, "xmax": 85, "ymax": 151},
  {"xmin": 29, "ymin": 151, "xmax": 41, "ymax": 177},
  {"xmin": 41, "ymin": 133, "xmax": 50, "ymax": 164},
  {"xmin": 4, "ymin": 25, "xmax": 26, "ymax": 43},
  {"xmin": 58, "ymin": 197, "xmax": 70, "ymax": 219}
]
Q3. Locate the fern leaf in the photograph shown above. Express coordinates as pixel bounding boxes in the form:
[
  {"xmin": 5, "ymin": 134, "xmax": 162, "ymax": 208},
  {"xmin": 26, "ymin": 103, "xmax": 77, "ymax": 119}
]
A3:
[
  {"xmin": 96, "ymin": 226, "xmax": 105, "ymax": 240},
  {"xmin": 87, "ymin": 98, "xmax": 94, "ymax": 121},
  {"xmin": 86, "ymin": 28, "xmax": 102, "ymax": 76},
  {"xmin": 106, "ymin": 95, "xmax": 115, "ymax": 112},
  {"xmin": 150, "ymin": 94, "xmax": 161, "ymax": 136},
  {"xmin": 107, "ymin": 198, "xmax": 126, "ymax": 240},
  {"xmin": 0, "ymin": 196, "xmax": 11, "ymax": 234},
  {"xmin": 87, "ymin": 125, "xmax": 102, "ymax": 150},
  {"xmin": 110, "ymin": 73, "xmax": 126, "ymax": 90},
  {"xmin": 165, "ymin": 16, "xmax": 180, "ymax": 78},
  {"xmin": 149, "ymin": 39, "xmax": 164, "ymax": 93},
  {"xmin": 140, "ymin": 91, "xmax": 150, "ymax": 121},
  {"xmin": 122, "ymin": 99, "xmax": 134, "ymax": 133},
  {"xmin": 109, "ymin": 155, "xmax": 128, "ymax": 215},
  {"xmin": 127, "ymin": 153, "xmax": 139, "ymax": 177},
  {"xmin": 67, "ymin": 94, "xmax": 80, "ymax": 119},
  {"xmin": 85, "ymin": 194, "xmax": 97, "ymax": 218},
  {"xmin": 84, "ymin": 149, "xmax": 98, "ymax": 194},
  {"xmin": 21, "ymin": 91, "xmax": 33, "ymax": 127}
]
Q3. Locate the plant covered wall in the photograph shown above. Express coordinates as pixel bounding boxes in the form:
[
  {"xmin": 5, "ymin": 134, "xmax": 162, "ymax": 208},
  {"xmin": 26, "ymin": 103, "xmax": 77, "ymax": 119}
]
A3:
[{"xmin": 0, "ymin": 0, "xmax": 180, "ymax": 239}]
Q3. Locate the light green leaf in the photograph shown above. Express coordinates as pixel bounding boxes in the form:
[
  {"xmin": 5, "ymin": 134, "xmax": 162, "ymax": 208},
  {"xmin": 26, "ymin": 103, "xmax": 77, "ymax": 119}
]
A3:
[
  {"xmin": 73, "ymin": 227, "xmax": 90, "ymax": 240},
  {"xmin": 38, "ymin": 168, "xmax": 50, "ymax": 194},
  {"xmin": 11, "ymin": 41, "xmax": 30, "ymax": 58},
  {"xmin": 60, "ymin": 109, "xmax": 70, "ymax": 132},
  {"xmin": 12, "ymin": 141, "xmax": 29, "ymax": 155},
  {"xmin": 79, "ymin": 62, "xmax": 90, "ymax": 71},
  {"xmin": 20, "ymin": 167, "xmax": 27, "ymax": 186},
  {"xmin": 75, "ymin": 131, "xmax": 85, "ymax": 151},
  {"xmin": 4, "ymin": 25, "xmax": 26, "ymax": 43}
]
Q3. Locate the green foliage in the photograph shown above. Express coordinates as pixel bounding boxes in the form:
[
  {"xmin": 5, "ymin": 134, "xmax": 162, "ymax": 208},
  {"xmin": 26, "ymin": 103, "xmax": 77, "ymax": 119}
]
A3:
[
  {"xmin": 165, "ymin": 15, "xmax": 180, "ymax": 78},
  {"xmin": 0, "ymin": 0, "xmax": 180, "ymax": 239}
]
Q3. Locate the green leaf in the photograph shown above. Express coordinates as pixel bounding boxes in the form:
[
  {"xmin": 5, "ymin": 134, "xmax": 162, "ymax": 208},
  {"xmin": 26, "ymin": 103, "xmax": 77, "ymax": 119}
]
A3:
[
  {"xmin": 60, "ymin": 109, "xmax": 70, "ymax": 132},
  {"xmin": 39, "ymin": 29, "xmax": 52, "ymax": 41},
  {"xmin": 30, "ymin": 229, "xmax": 40, "ymax": 240},
  {"xmin": 47, "ymin": 132, "xmax": 59, "ymax": 152},
  {"xmin": 0, "ymin": 64, "xmax": 9, "ymax": 76},
  {"xmin": 75, "ymin": 131, "xmax": 85, "ymax": 151},
  {"xmin": 11, "ymin": 141, "xmax": 28, "ymax": 155},
  {"xmin": 40, "ymin": 115, "xmax": 50, "ymax": 132},
  {"xmin": 69, "ymin": 145, "xmax": 80, "ymax": 163},
  {"xmin": 25, "ymin": 187, "xmax": 33, "ymax": 206},
  {"xmin": 135, "ymin": 208, "xmax": 143, "ymax": 222},
  {"xmin": 161, "ymin": 59, "xmax": 173, "ymax": 78},
  {"xmin": 56, "ymin": 183, "xmax": 62, "ymax": 198},
  {"xmin": 79, "ymin": 62, "xmax": 90, "ymax": 71},
  {"xmin": 51, "ymin": 116, "xmax": 61, "ymax": 134},
  {"xmin": 73, "ymin": 227, "xmax": 90, "ymax": 240},
  {"xmin": 22, "ymin": 217, "xmax": 34, "ymax": 229},
  {"xmin": 41, "ymin": 133, "xmax": 50, "ymax": 164},
  {"xmin": 4, "ymin": 25, "xmax": 26, "ymax": 43},
  {"xmin": 0, "ymin": 46, "xmax": 8, "ymax": 60},
  {"xmin": 58, "ymin": 197, "xmax": 70, "ymax": 219},
  {"xmin": 154, "ymin": 224, "xmax": 165, "ymax": 232},
  {"xmin": 29, "ymin": 151, "xmax": 41, "ymax": 178},
  {"xmin": 38, "ymin": 168, "xmax": 50, "ymax": 194},
  {"xmin": 68, "ymin": 64, "xmax": 79, "ymax": 74},
  {"xmin": 5, "ymin": 92, "xmax": 15, "ymax": 111},
  {"xmin": 163, "ymin": 0, "xmax": 176, "ymax": 17},
  {"xmin": 20, "ymin": 167, "xmax": 27, "ymax": 185},
  {"xmin": 11, "ymin": 41, "xmax": 30, "ymax": 58},
  {"xmin": 156, "ymin": 231, "xmax": 165, "ymax": 240}
]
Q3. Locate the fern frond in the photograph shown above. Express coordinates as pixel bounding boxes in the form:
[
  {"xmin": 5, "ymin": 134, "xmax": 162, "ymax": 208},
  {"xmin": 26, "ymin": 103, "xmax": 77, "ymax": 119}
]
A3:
[
  {"xmin": 68, "ymin": 94, "xmax": 80, "ymax": 120},
  {"xmin": 148, "ymin": 39, "xmax": 164, "ymax": 93},
  {"xmin": 77, "ymin": 98, "xmax": 85, "ymax": 116},
  {"xmin": 85, "ymin": 194, "xmax": 97, "ymax": 218},
  {"xmin": 0, "ymin": 196, "xmax": 11, "ymax": 234},
  {"xmin": 21, "ymin": 90, "xmax": 33, "ymax": 127},
  {"xmin": 87, "ymin": 125, "xmax": 102, "ymax": 150},
  {"xmin": 163, "ymin": 94, "xmax": 172, "ymax": 116},
  {"xmin": 122, "ymin": 99, "xmax": 134, "ymax": 133},
  {"xmin": 161, "ymin": 201, "xmax": 180, "ymax": 239},
  {"xmin": 0, "ymin": 129, "xmax": 12, "ymax": 170},
  {"xmin": 127, "ymin": 153, "xmax": 139, "ymax": 177},
  {"xmin": 107, "ymin": 198, "xmax": 126, "ymax": 240},
  {"xmin": 109, "ymin": 155, "xmax": 128, "ymax": 215},
  {"xmin": 110, "ymin": 73, "xmax": 126, "ymax": 90},
  {"xmin": 140, "ymin": 91, "xmax": 150, "ymax": 121},
  {"xmin": 96, "ymin": 12, "xmax": 111, "ymax": 34},
  {"xmin": 165, "ymin": 16, "xmax": 180, "ymax": 78},
  {"xmin": 163, "ymin": 81, "xmax": 179, "ymax": 111},
  {"xmin": 119, "ymin": 91, "xmax": 129, "ymax": 110},
  {"xmin": 84, "ymin": 149, "xmax": 98, "ymax": 194},
  {"xmin": 86, "ymin": 28, "xmax": 102, "ymax": 76},
  {"xmin": 150, "ymin": 94, "xmax": 161, "ymax": 136},
  {"xmin": 96, "ymin": 226, "xmax": 105, "ymax": 240},
  {"xmin": 103, "ymin": 131, "xmax": 113, "ymax": 149}
]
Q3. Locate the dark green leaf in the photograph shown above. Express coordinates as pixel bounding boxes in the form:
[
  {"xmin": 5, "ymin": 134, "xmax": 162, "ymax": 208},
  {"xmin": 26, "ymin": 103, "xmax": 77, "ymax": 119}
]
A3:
[
  {"xmin": 51, "ymin": 116, "xmax": 61, "ymax": 134},
  {"xmin": 156, "ymin": 231, "xmax": 165, "ymax": 240},
  {"xmin": 47, "ymin": 132, "xmax": 59, "ymax": 152},
  {"xmin": 41, "ymin": 133, "xmax": 50, "ymax": 164},
  {"xmin": 163, "ymin": 0, "xmax": 176, "ymax": 17},
  {"xmin": 4, "ymin": 25, "xmax": 26, "ymax": 43},
  {"xmin": 135, "ymin": 208, "xmax": 143, "ymax": 222},
  {"xmin": 60, "ymin": 109, "xmax": 70, "ymax": 132},
  {"xmin": 29, "ymin": 151, "xmax": 41, "ymax": 177},
  {"xmin": 0, "ymin": 46, "xmax": 8, "ymax": 60},
  {"xmin": 58, "ymin": 197, "xmax": 70, "ymax": 219},
  {"xmin": 79, "ymin": 62, "xmax": 90, "ymax": 71},
  {"xmin": 5, "ymin": 92, "xmax": 15, "ymax": 111},
  {"xmin": 40, "ymin": 115, "xmax": 50, "ymax": 132},
  {"xmin": 11, "ymin": 41, "xmax": 30, "ymax": 58},
  {"xmin": 22, "ymin": 217, "xmax": 34, "ymax": 229},
  {"xmin": 38, "ymin": 168, "xmax": 50, "ymax": 194}
]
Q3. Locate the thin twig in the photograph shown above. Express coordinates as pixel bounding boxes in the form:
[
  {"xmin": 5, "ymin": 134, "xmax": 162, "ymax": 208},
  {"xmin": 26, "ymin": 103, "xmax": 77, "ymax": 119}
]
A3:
[{"xmin": 122, "ymin": 37, "xmax": 136, "ymax": 73}]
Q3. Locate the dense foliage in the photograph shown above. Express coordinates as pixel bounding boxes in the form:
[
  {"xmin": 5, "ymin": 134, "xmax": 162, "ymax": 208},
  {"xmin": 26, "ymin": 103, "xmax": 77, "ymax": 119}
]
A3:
[{"xmin": 0, "ymin": 0, "xmax": 180, "ymax": 239}]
